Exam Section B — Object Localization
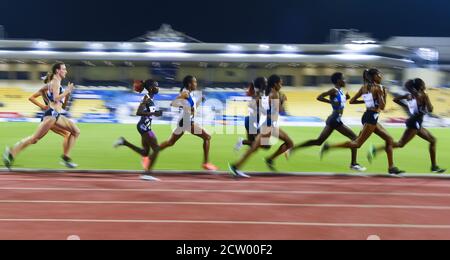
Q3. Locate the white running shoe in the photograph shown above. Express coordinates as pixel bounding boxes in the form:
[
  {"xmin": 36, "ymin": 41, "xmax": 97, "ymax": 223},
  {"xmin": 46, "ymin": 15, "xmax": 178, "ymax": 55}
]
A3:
[
  {"xmin": 60, "ymin": 160, "xmax": 78, "ymax": 169},
  {"xmin": 140, "ymin": 175, "xmax": 161, "ymax": 182},
  {"xmin": 234, "ymin": 137, "xmax": 244, "ymax": 152},
  {"xmin": 284, "ymin": 149, "xmax": 291, "ymax": 160},
  {"xmin": 228, "ymin": 163, "xmax": 251, "ymax": 178},
  {"xmin": 350, "ymin": 164, "xmax": 367, "ymax": 172},
  {"xmin": 113, "ymin": 137, "xmax": 125, "ymax": 148}
]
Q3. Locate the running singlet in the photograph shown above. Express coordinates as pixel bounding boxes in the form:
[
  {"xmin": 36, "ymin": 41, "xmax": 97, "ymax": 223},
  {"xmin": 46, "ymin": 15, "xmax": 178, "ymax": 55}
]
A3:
[
  {"xmin": 332, "ymin": 88, "xmax": 346, "ymax": 111},
  {"xmin": 137, "ymin": 94, "xmax": 156, "ymax": 133},
  {"xmin": 46, "ymin": 84, "xmax": 65, "ymax": 104}
]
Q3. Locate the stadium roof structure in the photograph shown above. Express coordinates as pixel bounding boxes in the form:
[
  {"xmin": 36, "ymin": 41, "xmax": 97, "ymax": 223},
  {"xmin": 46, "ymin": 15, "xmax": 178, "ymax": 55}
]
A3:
[
  {"xmin": 384, "ymin": 36, "xmax": 450, "ymax": 71},
  {"xmin": 0, "ymin": 41, "xmax": 419, "ymax": 68},
  {"xmin": 0, "ymin": 25, "xmax": 425, "ymax": 68},
  {"xmin": 129, "ymin": 24, "xmax": 203, "ymax": 43}
]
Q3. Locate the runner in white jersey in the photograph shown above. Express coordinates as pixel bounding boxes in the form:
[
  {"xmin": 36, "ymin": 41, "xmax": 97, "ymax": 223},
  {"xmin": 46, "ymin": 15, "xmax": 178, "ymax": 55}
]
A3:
[
  {"xmin": 3, "ymin": 63, "xmax": 79, "ymax": 169},
  {"xmin": 159, "ymin": 75, "xmax": 219, "ymax": 171},
  {"xmin": 27, "ymin": 83, "xmax": 72, "ymax": 162},
  {"xmin": 234, "ymin": 77, "xmax": 272, "ymax": 152},
  {"xmin": 229, "ymin": 74, "xmax": 294, "ymax": 177},
  {"xmin": 321, "ymin": 69, "xmax": 404, "ymax": 175},
  {"xmin": 369, "ymin": 78, "xmax": 445, "ymax": 173}
]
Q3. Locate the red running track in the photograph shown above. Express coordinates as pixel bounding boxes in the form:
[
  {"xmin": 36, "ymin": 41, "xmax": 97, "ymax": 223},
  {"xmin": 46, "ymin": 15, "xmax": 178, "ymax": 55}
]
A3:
[{"xmin": 1, "ymin": 171, "xmax": 450, "ymax": 240}]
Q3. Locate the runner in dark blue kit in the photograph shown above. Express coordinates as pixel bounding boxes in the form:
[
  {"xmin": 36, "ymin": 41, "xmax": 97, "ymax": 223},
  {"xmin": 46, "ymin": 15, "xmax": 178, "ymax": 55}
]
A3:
[
  {"xmin": 114, "ymin": 79, "xmax": 162, "ymax": 181},
  {"xmin": 291, "ymin": 72, "xmax": 366, "ymax": 172},
  {"xmin": 321, "ymin": 69, "xmax": 404, "ymax": 175}
]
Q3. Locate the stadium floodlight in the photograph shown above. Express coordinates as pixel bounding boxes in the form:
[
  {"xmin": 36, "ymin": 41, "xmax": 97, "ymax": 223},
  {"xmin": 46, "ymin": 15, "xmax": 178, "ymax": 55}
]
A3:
[
  {"xmin": 34, "ymin": 41, "xmax": 50, "ymax": 49},
  {"xmin": 274, "ymin": 53, "xmax": 305, "ymax": 59},
  {"xmin": 344, "ymin": 44, "xmax": 380, "ymax": 51},
  {"xmin": 82, "ymin": 51, "xmax": 108, "ymax": 56},
  {"xmin": 89, "ymin": 43, "xmax": 104, "ymax": 50},
  {"xmin": 329, "ymin": 54, "xmax": 378, "ymax": 61},
  {"xmin": 416, "ymin": 48, "xmax": 439, "ymax": 61},
  {"xmin": 119, "ymin": 43, "xmax": 133, "ymax": 49},
  {"xmin": 401, "ymin": 59, "xmax": 415, "ymax": 64},
  {"xmin": 282, "ymin": 45, "xmax": 298, "ymax": 52},
  {"xmin": 145, "ymin": 42, "xmax": 187, "ymax": 49},
  {"xmin": 227, "ymin": 45, "xmax": 244, "ymax": 51},
  {"xmin": 144, "ymin": 52, "xmax": 192, "ymax": 58},
  {"xmin": 351, "ymin": 40, "xmax": 377, "ymax": 44}
]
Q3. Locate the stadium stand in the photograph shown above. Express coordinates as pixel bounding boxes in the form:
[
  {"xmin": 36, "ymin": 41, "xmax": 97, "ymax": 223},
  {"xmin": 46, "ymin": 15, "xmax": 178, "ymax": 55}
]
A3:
[
  {"xmin": 0, "ymin": 84, "xmax": 448, "ymax": 124},
  {"xmin": 427, "ymin": 87, "xmax": 450, "ymax": 117},
  {"xmin": 0, "ymin": 86, "xmax": 39, "ymax": 117},
  {"xmin": 283, "ymin": 88, "xmax": 408, "ymax": 120},
  {"xmin": 69, "ymin": 99, "xmax": 110, "ymax": 119}
]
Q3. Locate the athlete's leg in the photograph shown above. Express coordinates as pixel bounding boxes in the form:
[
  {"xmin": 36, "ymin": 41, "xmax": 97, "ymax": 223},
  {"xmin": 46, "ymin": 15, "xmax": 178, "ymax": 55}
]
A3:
[
  {"xmin": 10, "ymin": 116, "xmax": 57, "ymax": 158},
  {"xmin": 292, "ymin": 126, "xmax": 334, "ymax": 151},
  {"xmin": 335, "ymin": 124, "xmax": 359, "ymax": 166}
]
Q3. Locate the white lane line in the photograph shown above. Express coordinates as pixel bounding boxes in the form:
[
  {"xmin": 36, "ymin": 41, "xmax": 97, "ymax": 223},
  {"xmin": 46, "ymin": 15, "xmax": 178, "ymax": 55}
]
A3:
[
  {"xmin": 0, "ymin": 200, "xmax": 450, "ymax": 210},
  {"xmin": 2, "ymin": 178, "xmax": 450, "ymax": 189},
  {"xmin": 1, "ymin": 187, "xmax": 450, "ymax": 197},
  {"xmin": 0, "ymin": 218, "xmax": 450, "ymax": 229}
]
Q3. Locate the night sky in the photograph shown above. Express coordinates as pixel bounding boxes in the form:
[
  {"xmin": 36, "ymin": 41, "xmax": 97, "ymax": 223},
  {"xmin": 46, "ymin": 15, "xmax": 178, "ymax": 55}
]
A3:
[{"xmin": 1, "ymin": 0, "xmax": 450, "ymax": 43}]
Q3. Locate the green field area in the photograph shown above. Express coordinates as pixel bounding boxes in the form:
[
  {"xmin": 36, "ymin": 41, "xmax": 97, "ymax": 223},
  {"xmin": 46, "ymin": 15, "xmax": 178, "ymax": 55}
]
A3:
[{"xmin": 1, "ymin": 122, "xmax": 448, "ymax": 174}]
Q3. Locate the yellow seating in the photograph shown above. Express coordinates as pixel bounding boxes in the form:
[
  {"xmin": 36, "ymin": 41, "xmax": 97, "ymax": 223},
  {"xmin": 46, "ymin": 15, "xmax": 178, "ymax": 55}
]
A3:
[
  {"xmin": 0, "ymin": 86, "xmax": 39, "ymax": 117},
  {"xmin": 2, "ymin": 86, "xmax": 448, "ymax": 120},
  {"xmin": 427, "ymin": 88, "xmax": 450, "ymax": 117},
  {"xmin": 70, "ymin": 99, "xmax": 109, "ymax": 118},
  {"xmin": 225, "ymin": 100, "xmax": 249, "ymax": 117}
]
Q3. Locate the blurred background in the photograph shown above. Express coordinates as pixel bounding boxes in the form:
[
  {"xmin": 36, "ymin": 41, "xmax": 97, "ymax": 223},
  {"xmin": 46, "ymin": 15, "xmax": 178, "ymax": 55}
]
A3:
[
  {"xmin": 0, "ymin": 0, "xmax": 449, "ymax": 173},
  {"xmin": 0, "ymin": 25, "xmax": 448, "ymax": 128},
  {"xmin": 1, "ymin": 1, "xmax": 450, "ymax": 241}
]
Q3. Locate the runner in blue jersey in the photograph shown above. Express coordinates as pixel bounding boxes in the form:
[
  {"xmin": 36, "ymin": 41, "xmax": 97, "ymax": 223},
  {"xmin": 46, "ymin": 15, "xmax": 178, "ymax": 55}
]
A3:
[{"xmin": 291, "ymin": 72, "xmax": 366, "ymax": 172}]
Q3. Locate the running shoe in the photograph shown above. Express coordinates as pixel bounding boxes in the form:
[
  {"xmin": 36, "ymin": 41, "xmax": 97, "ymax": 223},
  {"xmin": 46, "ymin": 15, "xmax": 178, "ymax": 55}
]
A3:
[
  {"xmin": 432, "ymin": 166, "xmax": 446, "ymax": 174},
  {"xmin": 203, "ymin": 163, "xmax": 219, "ymax": 171},
  {"xmin": 140, "ymin": 175, "xmax": 161, "ymax": 182},
  {"xmin": 367, "ymin": 144, "xmax": 377, "ymax": 164},
  {"xmin": 320, "ymin": 143, "xmax": 330, "ymax": 160},
  {"xmin": 388, "ymin": 167, "xmax": 405, "ymax": 175},
  {"xmin": 61, "ymin": 156, "xmax": 78, "ymax": 169},
  {"xmin": 142, "ymin": 157, "xmax": 151, "ymax": 170},
  {"xmin": 228, "ymin": 163, "xmax": 250, "ymax": 178},
  {"xmin": 234, "ymin": 137, "xmax": 244, "ymax": 152},
  {"xmin": 113, "ymin": 137, "xmax": 125, "ymax": 148},
  {"xmin": 2, "ymin": 147, "xmax": 13, "ymax": 169},
  {"xmin": 265, "ymin": 158, "xmax": 277, "ymax": 172}
]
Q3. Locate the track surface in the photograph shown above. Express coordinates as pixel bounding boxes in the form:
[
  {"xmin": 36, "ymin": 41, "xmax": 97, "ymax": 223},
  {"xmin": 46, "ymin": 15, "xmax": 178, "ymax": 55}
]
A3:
[{"xmin": 1, "ymin": 171, "xmax": 450, "ymax": 240}]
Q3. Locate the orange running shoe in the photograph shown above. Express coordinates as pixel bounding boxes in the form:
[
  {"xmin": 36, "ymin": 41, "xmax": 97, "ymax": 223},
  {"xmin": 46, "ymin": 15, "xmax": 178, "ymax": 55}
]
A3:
[
  {"xmin": 202, "ymin": 163, "xmax": 219, "ymax": 171},
  {"xmin": 141, "ymin": 157, "xmax": 151, "ymax": 170}
]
